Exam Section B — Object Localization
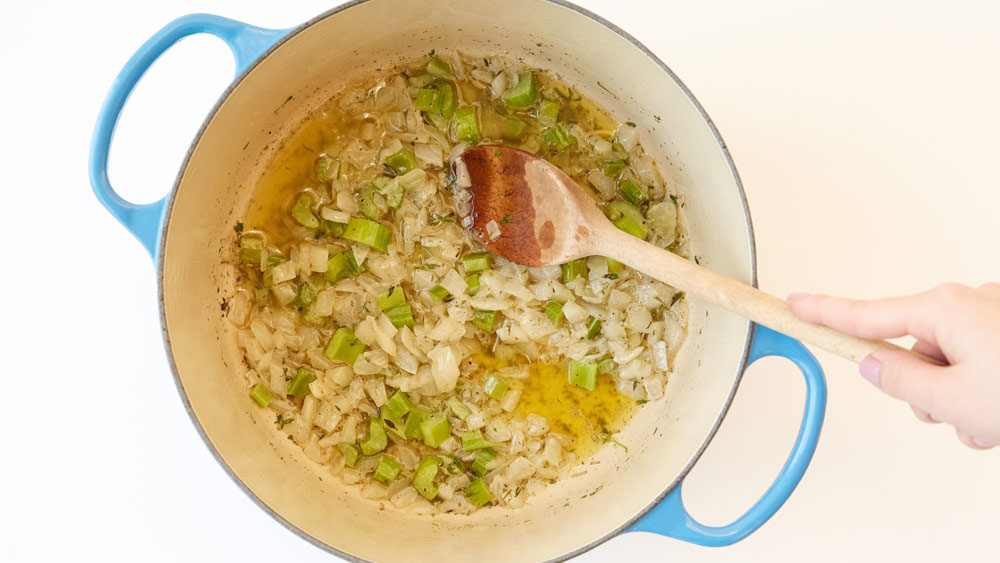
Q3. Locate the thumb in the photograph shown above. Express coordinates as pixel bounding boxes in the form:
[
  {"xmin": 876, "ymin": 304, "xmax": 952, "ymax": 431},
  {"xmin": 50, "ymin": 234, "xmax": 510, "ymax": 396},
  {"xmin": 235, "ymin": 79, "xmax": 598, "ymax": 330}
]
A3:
[{"xmin": 862, "ymin": 350, "xmax": 953, "ymax": 415}]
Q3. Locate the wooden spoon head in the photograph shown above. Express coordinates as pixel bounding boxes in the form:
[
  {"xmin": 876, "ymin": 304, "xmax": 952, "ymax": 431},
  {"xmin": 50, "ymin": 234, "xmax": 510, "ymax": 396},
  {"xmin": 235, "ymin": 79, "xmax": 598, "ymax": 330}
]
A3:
[{"xmin": 452, "ymin": 145, "xmax": 609, "ymax": 267}]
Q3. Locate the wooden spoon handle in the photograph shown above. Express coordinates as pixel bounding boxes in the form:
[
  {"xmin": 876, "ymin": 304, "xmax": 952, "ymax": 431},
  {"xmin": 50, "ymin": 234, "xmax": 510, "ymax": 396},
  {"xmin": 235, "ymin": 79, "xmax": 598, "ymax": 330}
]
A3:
[{"xmin": 594, "ymin": 229, "xmax": 916, "ymax": 364}]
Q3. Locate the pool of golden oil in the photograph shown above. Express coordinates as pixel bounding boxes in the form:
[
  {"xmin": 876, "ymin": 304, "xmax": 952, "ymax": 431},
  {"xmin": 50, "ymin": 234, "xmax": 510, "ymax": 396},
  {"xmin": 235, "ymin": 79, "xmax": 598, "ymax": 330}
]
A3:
[{"xmin": 469, "ymin": 352, "xmax": 638, "ymax": 460}]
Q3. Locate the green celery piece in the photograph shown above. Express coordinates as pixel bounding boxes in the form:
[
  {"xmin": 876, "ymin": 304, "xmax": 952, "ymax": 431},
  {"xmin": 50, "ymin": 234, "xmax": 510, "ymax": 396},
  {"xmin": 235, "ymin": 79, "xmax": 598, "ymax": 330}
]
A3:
[
  {"xmin": 324, "ymin": 327, "xmax": 366, "ymax": 365},
  {"xmin": 437, "ymin": 82, "xmax": 456, "ymax": 119},
  {"xmin": 597, "ymin": 357, "xmax": 616, "ymax": 375},
  {"xmin": 561, "ymin": 258, "xmax": 588, "ymax": 283},
  {"xmin": 462, "ymin": 253, "xmax": 491, "ymax": 273},
  {"xmin": 605, "ymin": 257, "xmax": 624, "ymax": 275},
  {"xmin": 501, "ymin": 117, "xmax": 527, "ymax": 141},
  {"xmin": 470, "ymin": 448, "xmax": 497, "ymax": 477},
  {"xmin": 315, "ymin": 155, "xmax": 339, "ymax": 181},
  {"xmin": 412, "ymin": 457, "xmax": 440, "ymax": 500},
  {"xmin": 293, "ymin": 282, "xmax": 316, "ymax": 307},
  {"xmin": 473, "ymin": 309, "xmax": 498, "ymax": 332},
  {"xmin": 503, "ymin": 72, "xmax": 537, "ymax": 108},
  {"xmin": 604, "ymin": 201, "xmax": 647, "ymax": 239},
  {"xmin": 403, "ymin": 407, "xmax": 430, "ymax": 440},
  {"xmin": 603, "ymin": 160, "xmax": 626, "ymax": 176},
  {"xmin": 346, "ymin": 250, "xmax": 367, "ymax": 276},
  {"xmin": 445, "ymin": 396, "xmax": 471, "ymax": 420},
  {"xmin": 267, "ymin": 255, "xmax": 287, "ymax": 268},
  {"xmin": 360, "ymin": 418, "xmax": 388, "ymax": 455},
  {"xmin": 414, "ymin": 87, "xmax": 443, "ymax": 112},
  {"xmin": 386, "ymin": 184, "xmax": 404, "ymax": 210},
  {"xmin": 338, "ymin": 443, "xmax": 361, "ymax": 468},
  {"xmin": 569, "ymin": 359, "xmax": 598, "ymax": 391},
  {"xmin": 357, "ymin": 183, "xmax": 382, "ymax": 220},
  {"xmin": 544, "ymin": 301, "xmax": 564, "ymax": 325},
  {"xmin": 618, "ymin": 177, "xmax": 647, "ymax": 206},
  {"xmin": 240, "ymin": 237, "xmax": 263, "ymax": 264},
  {"xmin": 466, "ymin": 274, "xmax": 480, "ymax": 294},
  {"xmin": 538, "ymin": 99, "xmax": 560, "ymax": 127},
  {"xmin": 286, "ymin": 368, "xmax": 316, "ymax": 398},
  {"xmin": 426, "ymin": 56, "xmax": 454, "ymax": 77},
  {"xmin": 249, "ymin": 383, "xmax": 272, "ymax": 407},
  {"xmin": 585, "ymin": 316, "xmax": 602, "ymax": 339},
  {"xmin": 373, "ymin": 455, "xmax": 402, "ymax": 485},
  {"xmin": 454, "ymin": 106, "xmax": 480, "ymax": 143},
  {"xmin": 384, "ymin": 149, "xmax": 419, "ymax": 175},
  {"xmin": 483, "ymin": 375, "xmax": 509, "ymax": 399},
  {"xmin": 462, "ymin": 430, "xmax": 495, "ymax": 451},
  {"xmin": 377, "ymin": 286, "xmax": 407, "ymax": 310},
  {"xmin": 383, "ymin": 303, "xmax": 415, "ymax": 328},
  {"xmin": 408, "ymin": 73, "xmax": 436, "ymax": 88},
  {"xmin": 433, "ymin": 454, "xmax": 463, "ymax": 475},
  {"xmin": 464, "ymin": 478, "xmax": 494, "ymax": 506},
  {"xmin": 543, "ymin": 124, "xmax": 575, "ymax": 151},
  {"xmin": 384, "ymin": 391, "xmax": 414, "ymax": 421},
  {"xmin": 326, "ymin": 253, "xmax": 348, "ymax": 282},
  {"xmin": 342, "ymin": 217, "xmax": 392, "ymax": 252},
  {"xmin": 291, "ymin": 193, "xmax": 320, "ymax": 229},
  {"xmin": 428, "ymin": 285, "xmax": 452, "ymax": 302},
  {"xmin": 420, "ymin": 413, "xmax": 451, "ymax": 448}
]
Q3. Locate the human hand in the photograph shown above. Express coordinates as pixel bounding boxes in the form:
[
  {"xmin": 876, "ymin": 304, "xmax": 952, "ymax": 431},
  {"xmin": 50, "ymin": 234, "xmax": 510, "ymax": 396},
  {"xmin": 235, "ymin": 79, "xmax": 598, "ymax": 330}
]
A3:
[{"xmin": 787, "ymin": 283, "xmax": 1000, "ymax": 450}]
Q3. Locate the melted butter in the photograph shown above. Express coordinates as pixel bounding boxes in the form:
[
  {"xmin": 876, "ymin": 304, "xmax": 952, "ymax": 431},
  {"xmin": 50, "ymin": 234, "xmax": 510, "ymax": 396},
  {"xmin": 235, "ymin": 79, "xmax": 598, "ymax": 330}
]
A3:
[{"xmin": 470, "ymin": 352, "xmax": 637, "ymax": 460}]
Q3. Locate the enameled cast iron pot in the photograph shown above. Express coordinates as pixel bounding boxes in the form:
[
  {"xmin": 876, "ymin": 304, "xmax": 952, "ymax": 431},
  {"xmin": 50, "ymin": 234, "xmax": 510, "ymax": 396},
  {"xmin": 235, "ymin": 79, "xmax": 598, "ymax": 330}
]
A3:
[{"xmin": 89, "ymin": 2, "xmax": 827, "ymax": 560}]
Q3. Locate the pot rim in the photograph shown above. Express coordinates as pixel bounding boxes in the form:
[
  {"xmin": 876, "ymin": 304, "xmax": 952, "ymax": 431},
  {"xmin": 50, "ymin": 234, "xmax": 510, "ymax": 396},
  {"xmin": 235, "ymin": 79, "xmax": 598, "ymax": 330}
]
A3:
[{"xmin": 156, "ymin": 1, "xmax": 758, "ymax": 560}]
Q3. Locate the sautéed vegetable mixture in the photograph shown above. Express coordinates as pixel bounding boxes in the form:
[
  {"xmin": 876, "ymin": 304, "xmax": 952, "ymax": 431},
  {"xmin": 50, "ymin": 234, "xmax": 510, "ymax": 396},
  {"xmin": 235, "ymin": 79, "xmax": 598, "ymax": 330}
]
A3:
[{"xmin": 227, "ymin": 52, "xmax": 690, "ymax": 513}]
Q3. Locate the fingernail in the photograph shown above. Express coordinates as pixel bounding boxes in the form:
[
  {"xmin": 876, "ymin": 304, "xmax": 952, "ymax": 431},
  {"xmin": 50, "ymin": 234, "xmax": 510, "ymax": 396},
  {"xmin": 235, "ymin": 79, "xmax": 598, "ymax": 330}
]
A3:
[
  {"xmin": 972, "ymin": 436, "xmax": 995, "ymax": 448},
  {"xmin": 787, "ymin": 292, "xmax": 809, "ymax": 300},
  {"xmin": 859, "ymin": 356, "xmax": 881, "ymax": 387}
]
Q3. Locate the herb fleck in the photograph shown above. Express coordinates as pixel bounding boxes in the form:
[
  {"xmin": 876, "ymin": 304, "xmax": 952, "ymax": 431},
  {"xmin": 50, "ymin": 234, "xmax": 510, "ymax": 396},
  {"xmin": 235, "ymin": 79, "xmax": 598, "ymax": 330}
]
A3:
[
  {"xmin": 276, "ymin": 414, "xmax": 294, "ymax": 429},
  {"xmin": 669, "ymin": 194, "xmax": 678, "ymax": 204},
  {"xmin": 625, "ymin": 121, "xmax": 636, "ymax": 127},
  {"xmin": 234, "ymin": 222, "xmax": 244, "ymax": 233},
  {"xmin": 501, "ymin": 215, "xmax": 511, "ymax": 224},
  {"xmin": 670, "ymin": 291, "xmax": 685, "ymax": 307}
]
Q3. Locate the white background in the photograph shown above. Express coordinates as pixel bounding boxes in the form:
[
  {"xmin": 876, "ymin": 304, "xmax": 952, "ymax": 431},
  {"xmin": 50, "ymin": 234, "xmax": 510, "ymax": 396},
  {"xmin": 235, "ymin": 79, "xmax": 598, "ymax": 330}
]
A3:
[{"xmin": 2, "ymin": 0, "xmax": 998, "ymax": 561}]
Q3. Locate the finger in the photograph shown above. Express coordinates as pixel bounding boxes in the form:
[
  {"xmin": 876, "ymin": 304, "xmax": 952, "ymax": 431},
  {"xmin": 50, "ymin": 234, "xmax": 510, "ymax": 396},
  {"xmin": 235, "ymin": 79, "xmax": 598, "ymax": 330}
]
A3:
[
  {"xmin": 862, "ymin": 350, "xmax": 955, "ymax": 416},
  {"xmin": 911, "ymin": 339, "xmax": 948, "ymax": 365},
  {"xmin": 956, "ymin": 429, "xmax": 996, "ymax": 450},
  {"xmin": 910, "ymin": 404, "xmax": 939, "ymax": 424},
  {"xmin": 787, "ymin": 292, "xmax": 939, "ymax": 343}
]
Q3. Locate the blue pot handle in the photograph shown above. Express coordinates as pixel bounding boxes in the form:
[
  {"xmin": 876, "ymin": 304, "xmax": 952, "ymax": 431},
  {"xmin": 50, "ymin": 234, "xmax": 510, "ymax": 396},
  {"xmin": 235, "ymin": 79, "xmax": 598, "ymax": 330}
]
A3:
[
  {"xmin": 88, "ymin": 14, "xmax": 289, "ymax": 259},
  {"xmin": 628, "ymin": 324, "xmax": 827, "ymax": 546}
]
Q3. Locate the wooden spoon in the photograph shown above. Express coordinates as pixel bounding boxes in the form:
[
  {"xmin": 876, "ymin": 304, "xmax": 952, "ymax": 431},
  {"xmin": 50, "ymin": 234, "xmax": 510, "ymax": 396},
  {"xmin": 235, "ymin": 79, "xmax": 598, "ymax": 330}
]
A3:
[{"xmin": 453, "ymin": 144, "xmax": 913, "ymax": 363}]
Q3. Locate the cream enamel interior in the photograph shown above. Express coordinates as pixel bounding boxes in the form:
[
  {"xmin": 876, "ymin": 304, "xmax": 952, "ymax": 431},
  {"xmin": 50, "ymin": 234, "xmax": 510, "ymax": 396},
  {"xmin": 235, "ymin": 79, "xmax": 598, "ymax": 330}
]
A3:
[{"xmin": 160, "ymin": 1, "xmax": 754, "ymax": 560}]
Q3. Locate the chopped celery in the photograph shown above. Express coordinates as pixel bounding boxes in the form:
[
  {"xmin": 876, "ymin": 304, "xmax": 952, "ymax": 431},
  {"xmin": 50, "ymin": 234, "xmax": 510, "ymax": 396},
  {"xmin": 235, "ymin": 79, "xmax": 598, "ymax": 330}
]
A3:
[
  {"xmin": 384, "ymin": 303, "xmax": 415, "ymax": 328},
  {"xmin": 462, "ymin": 253, "xmax": 491, "ymax": 273},
  {"xmin": 346, "ymin": 250, "xmax": 367, "ymax": 276},
  {"xmin": 561, "ymin": 258, "xmax": 588, "ymax": 283},
  {"xmin": 470, "ymin": 448, "xmax": 497, "ymax": 477},
  {"xmin": 338, "ymin": 443, "xmax": 361, "ymax": 468},
  {"xmin": 569, "ymin": 359, "xmax": 598, "ymax": 391},
  {"xmin": 445, "ymin": 396, "xmax": 472, "ymax": 420},
  {"xmin": 384, "ymin": 391, "xmax": 414, "ymax": 420},
  {"xmin": 381, "ymin": 408, "xmax": 406, "ymax": 439},
  {"xmin": 462, "ymin": 430, "xmax": 495, "ymax": 451},
  {"xmin": 403, "ymin": 407, "xmax": 430, "ymax": 440},
  {"xmin": 360, "ymin": 418, "xmax": 387, "ymax": 455},
  {"xmin": 267, "ymin": 255, "xmax": 287, "ymax": 268},
  {"xmin": 464, "ymin": 478, "xmax": 494, "ymax": 506},
  {"xmin": 473, "ymin": 309, "xmax": 498, "ymax": 332},
  {"xmin": 585, "ymin": 316, "xmax": 602, "ymax": 339},
  {"xmin": 408, "ymin": 73, "xmax": 436, "ymax": 88},
  {"xmin": 413, "ymin": 457, "xmax": 440, "ymax": 500},
  {"xmin": 414, "ymin": 87, "xmax": 442, "ymax": 112},
  {"xmin": 428, "ymin": 285, "xmax": 452, "ymax": 302},
  {"xmin": 618, "ymin": 178, "xmax": 646, "ymax": 206},
  {"xmin": 426, "ymin": 56, "xmax": 454, "ymax": 77},
  {"xmin": 501, "ymin": 117, "xmax": 527, "ymax": 141},
  {"xmin": 603, "ymin": 160, "xmax": 626, "ymax": 177},
  {"xmin": 502, "ymin": 72, "xmax": 537, "ymax": 108},
  {"xmin": 543, "ymin": 124, "xmax": 575, "ymax": 151},
  {"xmin": 597, "ymin": 357, "xmax": 617, "ymax": 375},
  {"xmin": 483, "ymin": 375, "xmax": 508, "ymax": 399},
  {"xmin": 249, "ymin": 383, "xmax": 272, "ymax": 407},
  {"xmin": 544, "ymin": 301, "xmax": 564, "ymax": 325},
  {"xmin": 293, "ymin": 282, "xmax": 316, "ymax": 307},
  {"xmin": 454, "ymin": 106, "xmax": 480, "ymax": 144},
  {"xmin": 605, "ymin": 257, "xmax": 624, "ymax": 275},
  {"xmin": 357, "ymin": 182, "xmax": 382, "ymax": 220},
  {"xmin": 325, "ymin": 253, "xmax": 348, "ymax": 282},
  {"xmin": 377, "ymin": 286, "xmax": 407, "ymax": 310},
  {"xmin": 324, "ymin": 327, "xmax": 366, "ymax": 365},
  {"xmin": 466, "ymin": 274, "xmax": 480, "ymax": 294},
  {"xmin": 321, "ymin": 219, "xmax": 347, "ymax": 237},
  {"xmin": 342, "ymin": 217, "xmax": 392, "ymax": 252},
  {"xmin": 373, "ymin": 455, "xmax": 402, "ymax": 485},
  {"xmin": 434, "ymin": 453, "xmax": 464, "ymax": 475},
  {"xmin": 239, "ymin": 237, "xmax": 263, "ymax": 264},
  {"xmin": 384, "ymin": 149, "xmax": 419, "ymax": 175},
  {"xmin": 287, "ymin": 368, "xmax": 316, "ymax": 398},
  {"xmin": 291, "ymin": 193, "xmax": 320, "ymax": 229},
  {"xmin": 385, "ymin": 184, "xmax": 404, "ymax": 210},
  {"xmin": 420, "ymin": 413, "xmax": 451, "ymax": 448},
  {"xmin": 437, "ymin": 82, "xmax": 456, "ymax": 119},
  {"xmin": 315, "ymin": 155, "xmax": 339, "ymax": 181},
  {"xmin": 538, "ymin": 99, "xmax": 560, "ymax": 127},
  {"xmin": 604, "ymin": 201, "xmax": 648, "ymax": 239}
]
